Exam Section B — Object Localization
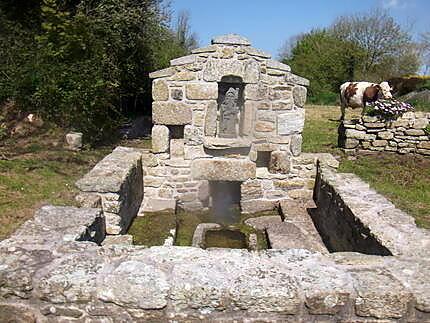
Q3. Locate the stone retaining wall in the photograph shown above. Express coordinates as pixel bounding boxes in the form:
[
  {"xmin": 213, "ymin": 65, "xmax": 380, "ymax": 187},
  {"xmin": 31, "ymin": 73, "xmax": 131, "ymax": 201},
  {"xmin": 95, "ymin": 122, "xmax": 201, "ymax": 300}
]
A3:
[
  {"xmin": 75, "ymin": 146, "xmax": 143, "ymax": 234},
  {"xmin": 313, "ymin": 164, "xmax": 430, "ymax": 257},
  {"xmin": 339, "ymin": 111, "xmax": 430, "ymax": 155}
]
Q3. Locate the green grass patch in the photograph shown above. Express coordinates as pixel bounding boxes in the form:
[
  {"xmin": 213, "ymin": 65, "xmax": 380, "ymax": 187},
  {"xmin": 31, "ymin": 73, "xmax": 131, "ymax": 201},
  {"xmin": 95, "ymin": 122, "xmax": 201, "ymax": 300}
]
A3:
[
  {"xmin": 128, "ymin": 212, "xmax": 176, "ymax": 246},
  {"xmin": 339, "ymin": 154, "xmax": 430, "ymax": 228},
  {"xmin": 0, "ymin": 148, "xmax": 110, "ymax": 240},
  {"xmin": 302, "ymin": 105, "xmax": 341, "ymax": 153},
  {"xmin": 409, "ymin": 99, "xmax": 430, "ymax": 112},
  {"xmin": 303, "ymin": 104, "xmax": 430, "ymax": 228}
]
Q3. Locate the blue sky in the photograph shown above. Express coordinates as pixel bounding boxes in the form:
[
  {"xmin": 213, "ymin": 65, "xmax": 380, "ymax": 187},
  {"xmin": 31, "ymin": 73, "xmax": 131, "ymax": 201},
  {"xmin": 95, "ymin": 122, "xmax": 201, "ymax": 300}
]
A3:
[{"xmin": 171, "ymin": 0, "xmax": 430, "ymax": 58}]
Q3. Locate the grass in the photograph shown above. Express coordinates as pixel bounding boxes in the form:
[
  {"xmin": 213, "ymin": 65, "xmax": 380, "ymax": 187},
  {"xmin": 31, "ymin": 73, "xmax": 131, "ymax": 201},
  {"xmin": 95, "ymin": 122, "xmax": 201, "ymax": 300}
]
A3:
[
  {"xmin": 303, "ymin": 105, "xmax": 430, "ymax": 228},
  {"xmin": 0, "ymin": 124, "xmax": 118, "ymax": 240},
  {"xmin": 409, "ymin": 99, "xmax": 430, "ymax": 113},
  {"xmin": 128, "ymin": 212, "xmax": 176, "ymax": 246},
  {"xmin": 302, "ymin": 105, "xmax": 341, "ymax": 153},
  {"xmin": 0, "ymin": 116, "xmax": 152, "ymax": 240},
  {"xmin": 0, "ymin": 148, "xmax": 111, "ymax": 239}
]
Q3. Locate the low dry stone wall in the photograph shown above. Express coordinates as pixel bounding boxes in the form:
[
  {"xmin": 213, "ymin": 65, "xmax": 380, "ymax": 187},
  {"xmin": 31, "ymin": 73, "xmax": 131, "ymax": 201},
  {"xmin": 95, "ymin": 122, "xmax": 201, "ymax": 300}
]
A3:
[
  {"xmin": 1, "ymin": 203, "xmax": 430, "ymax": 322},
  {"xmin": 339, "ymin": 112, "xmax": 430, "ymax": 155}
]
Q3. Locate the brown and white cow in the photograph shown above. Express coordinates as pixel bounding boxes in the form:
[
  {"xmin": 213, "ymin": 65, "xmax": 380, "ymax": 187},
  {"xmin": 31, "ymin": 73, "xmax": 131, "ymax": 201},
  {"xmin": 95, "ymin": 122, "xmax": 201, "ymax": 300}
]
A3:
[{"xmin": 339, "ymin": 81, "xmax": 393, "ymax": 120}]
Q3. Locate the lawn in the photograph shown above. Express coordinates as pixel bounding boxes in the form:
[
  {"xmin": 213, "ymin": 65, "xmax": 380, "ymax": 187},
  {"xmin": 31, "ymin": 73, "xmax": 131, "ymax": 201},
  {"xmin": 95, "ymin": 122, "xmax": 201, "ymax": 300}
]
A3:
[
  {"xmin": 0, "ymin": 125, "xmax": 151, "ymax": 240},
  {"xmin": 0, "ymin": 145, "xmax": 112, "ymax": 240},
  {"xmin": 303, "ymin": 105, "xmax": 430, "ymax": 228}
]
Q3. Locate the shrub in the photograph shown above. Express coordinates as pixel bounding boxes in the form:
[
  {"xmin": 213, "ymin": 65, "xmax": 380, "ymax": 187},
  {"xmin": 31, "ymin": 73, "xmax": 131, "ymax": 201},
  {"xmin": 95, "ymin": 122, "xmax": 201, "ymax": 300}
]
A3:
[{"xmin": 0, "ymin": 0, "xmax": 187, "ymax": 144}]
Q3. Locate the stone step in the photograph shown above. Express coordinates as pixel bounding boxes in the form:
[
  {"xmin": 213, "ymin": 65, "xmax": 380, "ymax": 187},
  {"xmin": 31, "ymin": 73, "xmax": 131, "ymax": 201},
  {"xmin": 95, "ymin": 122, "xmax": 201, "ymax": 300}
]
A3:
[
  {"xmin": 279, "ymin": 199, "xmax": 328, "ymax": 253},
  {"xmin": 266, "ymin": 222, "xmax": 327, "ymax": 253},
  {"xmin": 140, "ymin": 198, "xmax": 176, "ymax": 215}
]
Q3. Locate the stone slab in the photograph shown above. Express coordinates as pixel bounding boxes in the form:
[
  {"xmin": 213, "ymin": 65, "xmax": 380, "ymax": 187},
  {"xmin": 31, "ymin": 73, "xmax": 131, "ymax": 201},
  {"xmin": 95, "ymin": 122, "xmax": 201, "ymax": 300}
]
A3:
[
  {"xmin": 152, "ymin": 102, "xmax": 192, "ymax": 125},
  {"xmin": 211, "ymin": 34, "xmax": 251, "ymax": 46},
  {"xmin": 75, "ymin": 147, "xmax": 142, "ymax": 194},
  {"xmin": 277, "ymin": 109, "xmax": 305, "ymax": 135},
  {"xmin": 192, "ymin": 223, "xmax": 221, "ymax": 248},
  {"xmin": 266, "ymin": 59, "xmax": 291, "ymax": 72},
  {"xmin": 141, "ymin": 198, "xmax": 176, "ymax": 214},
  {"xmin": 191, "ymin": 158, "xmax": 256, "ymax": 181}
]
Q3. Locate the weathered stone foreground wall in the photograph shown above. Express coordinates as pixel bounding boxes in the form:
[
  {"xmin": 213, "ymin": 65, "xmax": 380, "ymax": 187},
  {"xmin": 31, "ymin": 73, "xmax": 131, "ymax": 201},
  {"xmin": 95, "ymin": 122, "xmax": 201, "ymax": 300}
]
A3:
[
  {"xmin": 339, "ymin": 112, "xmax": 430, "ymax": 155},
  {"xmin": 1, "ymin": 167, "xmax": 430, "ymax": 321}
]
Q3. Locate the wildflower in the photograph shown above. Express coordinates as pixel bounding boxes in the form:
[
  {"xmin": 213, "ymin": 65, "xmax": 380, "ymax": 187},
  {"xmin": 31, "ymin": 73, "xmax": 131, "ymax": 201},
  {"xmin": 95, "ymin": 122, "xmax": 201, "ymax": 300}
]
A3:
[{"xmin": 366, "ymin": 98, "xmax": 413, "ymax": 118}]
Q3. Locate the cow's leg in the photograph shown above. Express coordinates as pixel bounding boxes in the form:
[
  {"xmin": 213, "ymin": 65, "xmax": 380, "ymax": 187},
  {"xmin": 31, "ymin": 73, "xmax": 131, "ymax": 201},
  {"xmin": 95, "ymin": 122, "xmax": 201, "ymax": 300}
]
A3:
[{"xmin": 340, "ymin": 95, "xmax": 346, "ymax": 121}]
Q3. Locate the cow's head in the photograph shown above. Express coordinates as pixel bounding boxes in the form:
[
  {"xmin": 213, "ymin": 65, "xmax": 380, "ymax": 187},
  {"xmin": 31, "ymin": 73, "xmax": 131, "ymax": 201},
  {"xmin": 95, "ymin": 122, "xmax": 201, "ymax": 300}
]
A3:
[{"xmin": 379, "ymin": 81, "xmax": 393, "ymax": 99}]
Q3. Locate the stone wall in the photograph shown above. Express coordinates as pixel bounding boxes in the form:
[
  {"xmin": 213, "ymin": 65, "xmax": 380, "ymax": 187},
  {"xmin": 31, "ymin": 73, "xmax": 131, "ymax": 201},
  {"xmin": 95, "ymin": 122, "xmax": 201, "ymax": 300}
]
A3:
[
  {"xmin": 313, "ymin": 164, "xmax": 430, "ymax": 257},
  {"xmin": 1, "ymin": 202, "xmax": 430, "ymax": 321},
  {"xmin": 145, "ymin": 34, "xmax": 310, "ymax": 212},
  {"xmin": 240, "ymin": 153, "xmax": 339, "ymax": 213},
  {"xmin": 75, "ymin": 146, "xmax": 143, "ymax": 234},
  {"xmin": 339, "ymin": 111, "xmax": 430, "ymax": 155}
]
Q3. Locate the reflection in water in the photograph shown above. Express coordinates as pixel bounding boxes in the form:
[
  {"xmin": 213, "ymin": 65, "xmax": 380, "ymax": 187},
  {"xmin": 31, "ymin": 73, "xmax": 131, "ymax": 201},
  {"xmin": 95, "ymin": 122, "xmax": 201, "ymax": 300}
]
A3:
[
  {"xmin": 210, "ymin": 181, "xmax": 241, "ymax": 225},
  {"xmin": 205, "ymin": 229, "xmax": 247, "ymax": 249}
]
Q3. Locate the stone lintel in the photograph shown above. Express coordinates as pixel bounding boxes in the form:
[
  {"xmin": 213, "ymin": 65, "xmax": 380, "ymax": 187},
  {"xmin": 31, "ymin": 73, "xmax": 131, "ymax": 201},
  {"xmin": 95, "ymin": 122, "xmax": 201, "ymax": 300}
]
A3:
[
  {"xmin": 202, "ymin": 136, "xmax": 252, "ymax": 150},
  {"xmin": 191, "ymin": 158, "xmax": 256, "ymax": 181}
]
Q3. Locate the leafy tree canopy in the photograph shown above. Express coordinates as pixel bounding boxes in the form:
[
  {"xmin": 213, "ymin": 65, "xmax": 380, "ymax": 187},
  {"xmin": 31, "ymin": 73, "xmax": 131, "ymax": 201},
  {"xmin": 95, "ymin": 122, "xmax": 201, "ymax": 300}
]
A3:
[
  {"xmin": 0, "ymin": 0, "xmax": 194, "ymax": 143},
  {"xmin": 281, "ymin": 9, "xmax": 420, "ymax": 103}
]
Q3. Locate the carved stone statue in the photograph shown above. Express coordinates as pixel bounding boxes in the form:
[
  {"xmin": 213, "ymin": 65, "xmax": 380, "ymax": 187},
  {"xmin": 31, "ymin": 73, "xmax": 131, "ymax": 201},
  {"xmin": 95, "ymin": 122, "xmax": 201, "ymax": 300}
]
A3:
[{"xmin": 219, "ymin": 86, "xmax": 239, "ymax": 138}]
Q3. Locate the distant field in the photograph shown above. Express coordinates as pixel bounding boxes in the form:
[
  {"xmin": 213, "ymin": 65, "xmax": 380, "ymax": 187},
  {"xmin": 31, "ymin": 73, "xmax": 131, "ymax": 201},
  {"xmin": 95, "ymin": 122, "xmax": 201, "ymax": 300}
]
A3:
[
  {"xmin": 0, "ymin": 128, "xmax": 150, "ymax": 240},
  {"xmin": 303, "ymin": 105, "xmax": 430, "ymax": 228}
]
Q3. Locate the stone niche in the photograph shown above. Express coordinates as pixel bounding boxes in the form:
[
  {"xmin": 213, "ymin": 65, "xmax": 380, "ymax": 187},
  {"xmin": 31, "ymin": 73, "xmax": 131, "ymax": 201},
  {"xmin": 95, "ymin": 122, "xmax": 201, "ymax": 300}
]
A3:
[
  {"xmin": 217, "ymin": 76, "xmax": 244, "ymax": 138},
  {"xmin": 147, "ymin": 34, "xmax": 309, "ymax": 212}
]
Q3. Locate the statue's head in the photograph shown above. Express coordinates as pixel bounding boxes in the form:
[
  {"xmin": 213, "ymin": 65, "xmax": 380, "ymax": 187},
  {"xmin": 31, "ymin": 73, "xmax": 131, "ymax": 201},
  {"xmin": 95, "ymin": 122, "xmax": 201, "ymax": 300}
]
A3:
[{"xmin": 225, "ymin": 87, "xmax": 238, "ymax": 100}]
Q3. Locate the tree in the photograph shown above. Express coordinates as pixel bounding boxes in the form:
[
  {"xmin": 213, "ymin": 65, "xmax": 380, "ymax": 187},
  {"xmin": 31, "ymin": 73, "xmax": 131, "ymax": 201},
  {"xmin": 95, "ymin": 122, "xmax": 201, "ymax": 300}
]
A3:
[
  {"xmin": 421, "ymin": 31, "xmax": 430, "ymax": 75},
  {"xmin": 282, "ymin": 29, "xmax": 365, "ymax": 102},
  {"xmin": 331, "ymin": 9, "xmax": 419, "ymax": 80},
  {"xmin": 175, "ymin": 10, "xmax": 198, "ymax": 53},
  {"xmin": 0, "ymin": 0, "xmax": 194, "ymax": 143}
]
